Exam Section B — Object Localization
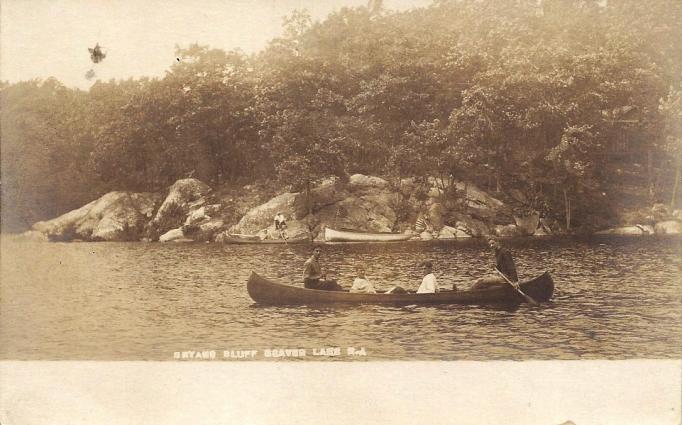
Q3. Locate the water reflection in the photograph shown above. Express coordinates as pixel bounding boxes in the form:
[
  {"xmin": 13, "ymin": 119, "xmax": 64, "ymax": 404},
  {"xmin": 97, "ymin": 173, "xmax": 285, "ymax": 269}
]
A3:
[{"xmin": 1, "ymin": 236, "xmax": 680, "ymax": 360}]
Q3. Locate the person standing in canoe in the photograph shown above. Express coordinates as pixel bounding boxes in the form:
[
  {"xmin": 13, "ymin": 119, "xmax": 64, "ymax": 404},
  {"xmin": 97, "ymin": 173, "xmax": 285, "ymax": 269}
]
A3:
[
  {"xmin": 472, "ymin": 236, "xmax": 519, "ymax": 289},
  {"xmin": 416, "ymin": 260, "xmax": 439, "ymax": 293},
  {"xmin": 350, "ymin": 265, "xmax": 377, "ymax": 294},
  {"xmin": 303, "ymin": 247, "xmax": 343, "ymax": 291}
]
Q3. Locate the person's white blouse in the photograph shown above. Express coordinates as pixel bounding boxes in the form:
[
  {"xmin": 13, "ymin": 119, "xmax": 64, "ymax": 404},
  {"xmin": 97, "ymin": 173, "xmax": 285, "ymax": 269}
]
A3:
[
  {"xmin": 350, "ymin": 277, "xmax": 376, "ymax": 294},
  {"xmin": 417, "ymin": 273, "xmax": 438, "ymax": 293}
]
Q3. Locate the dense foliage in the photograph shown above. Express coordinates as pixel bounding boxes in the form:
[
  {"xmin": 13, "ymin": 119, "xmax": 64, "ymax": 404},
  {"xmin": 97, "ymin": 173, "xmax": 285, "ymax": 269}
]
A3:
[{"xmin": 2, "ymin": 0, "xmax": 681, "ymax": 231}]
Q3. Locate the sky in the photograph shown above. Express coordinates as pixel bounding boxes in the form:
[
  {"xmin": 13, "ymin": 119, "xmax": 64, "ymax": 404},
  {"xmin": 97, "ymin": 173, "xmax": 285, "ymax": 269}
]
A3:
[{"xmin": 1, "ymin": 0, "xmax": 432, "ymax": 90}]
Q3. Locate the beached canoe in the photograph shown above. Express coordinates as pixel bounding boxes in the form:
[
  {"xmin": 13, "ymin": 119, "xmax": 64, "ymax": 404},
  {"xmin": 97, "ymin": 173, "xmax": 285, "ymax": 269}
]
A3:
[
  {"xmin": 324, "ymin": 227, "xmax": 412, "ymax": 242},
  {"xmin": 246, "ymin": 271, "xmax": 554, "ymax": 305},
  {"xmin": 222, "ymin": 234, "xmax": 310, "ymax": 244}
]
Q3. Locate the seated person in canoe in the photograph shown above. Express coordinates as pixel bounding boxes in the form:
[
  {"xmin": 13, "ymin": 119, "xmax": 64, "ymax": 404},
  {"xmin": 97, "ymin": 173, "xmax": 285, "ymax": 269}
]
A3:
[
  {"xmin": 472, "ymin": 236, "xmax": 518, "ymax": 289},
  {"xmin": 274, "ymin": 212, "xmax": 287, "ymax": 239},
  {"xmin": 303, "ymin": 247, "xmax": 343, "ymax": 291},
  {"xmin": 416, "ymin": 260, "xmax": 439, "ymax": 293},
  {"xmin": 350, "ymin": 265, "xmax": 377, "ymax": 294}
]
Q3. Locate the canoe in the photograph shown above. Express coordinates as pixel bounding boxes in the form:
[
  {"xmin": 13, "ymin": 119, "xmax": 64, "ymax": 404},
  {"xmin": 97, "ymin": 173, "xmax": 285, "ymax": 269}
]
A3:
[
  {"xmin": 324, "ymin": 227, "xmax": 412, "ymax": 242},
  {"xmin": 222, "ymin": 234, "xmax": 309, "ymax": 244},
  {"xmin": 247, "ymin": 271, "xmax": 554, "ymax": 305}
]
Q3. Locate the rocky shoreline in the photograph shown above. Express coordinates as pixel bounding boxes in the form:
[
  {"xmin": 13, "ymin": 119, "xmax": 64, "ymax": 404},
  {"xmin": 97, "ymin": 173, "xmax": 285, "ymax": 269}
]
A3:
[{"xmin": 18, "ymin": 175, "xmax": 682, "ymax": 242}]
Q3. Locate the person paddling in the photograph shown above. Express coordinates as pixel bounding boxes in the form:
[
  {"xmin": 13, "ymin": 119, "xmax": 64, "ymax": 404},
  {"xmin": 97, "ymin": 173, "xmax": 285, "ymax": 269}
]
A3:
[
  {"xmin": 473, "ymin": 236, "xmax": 518, "ymax": 289},
  {"xmin": 303, "ymin": 247, "xmax": 343, "ymax": 291}
]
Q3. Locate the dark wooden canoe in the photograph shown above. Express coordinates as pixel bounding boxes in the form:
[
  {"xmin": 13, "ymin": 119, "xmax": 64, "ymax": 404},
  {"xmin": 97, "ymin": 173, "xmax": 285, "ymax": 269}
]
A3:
[{"xmin": 247, "ymin": 271, "xmax": 554, "ymax": 305}]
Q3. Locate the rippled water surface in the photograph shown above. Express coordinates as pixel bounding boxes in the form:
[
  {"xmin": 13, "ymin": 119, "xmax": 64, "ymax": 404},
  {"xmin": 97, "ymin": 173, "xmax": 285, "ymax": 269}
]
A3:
[{"xmin": 1, "ymin": 237, "xmax": 680, "ymax": 360}]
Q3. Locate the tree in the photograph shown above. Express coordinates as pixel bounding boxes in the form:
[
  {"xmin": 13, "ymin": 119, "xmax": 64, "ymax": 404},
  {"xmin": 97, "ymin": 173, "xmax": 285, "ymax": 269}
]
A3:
[
  {"xmin": 659, "ymin": 86, "xmax": 682, "ymax": 210},
  {"xmin": 545, "ymin": 125, "xmax": 602, "ymax": 230},
  {"xmin": 1, "ymin": 79, "xmax": 99, "ymax": 230}
]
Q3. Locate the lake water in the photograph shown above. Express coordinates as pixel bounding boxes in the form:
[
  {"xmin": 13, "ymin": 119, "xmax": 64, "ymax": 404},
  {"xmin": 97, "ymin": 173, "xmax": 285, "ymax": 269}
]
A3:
[{"xmin": 1, "ymin": 236, "xmax": 680, "ymax": 360}]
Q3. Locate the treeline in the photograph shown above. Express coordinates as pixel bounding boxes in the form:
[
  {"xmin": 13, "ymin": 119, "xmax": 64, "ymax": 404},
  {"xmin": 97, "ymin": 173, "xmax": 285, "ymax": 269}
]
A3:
[{"xmin": 2, "ymin": 0, "xmax": 681, "ymax": 232}]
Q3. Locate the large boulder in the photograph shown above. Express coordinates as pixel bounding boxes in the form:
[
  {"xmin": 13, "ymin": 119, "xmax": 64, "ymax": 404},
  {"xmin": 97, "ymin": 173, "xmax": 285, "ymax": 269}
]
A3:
[
  {"xmin": 307, "ymin": 178, "xmax": 348, "ymax": 214},
  {"xmin": 654, "ymin": 220, "xmax": 682, "ymax": 235},
  {"xmin": 235, "ymin": 178, "xmax": 400, "ymax": 238},
  {"xmin": 32, "ymin": 199, "xmax": 97, "ymax": 238},
  {"xmin": 349, "ymin": 174, "xmax": 389, "ymax": 189},
  {"xmin": 314, "ymin": 191, "xmax": 399, "ymax": 233},
  {"xmin": 159, "ymin": 228, "xmax": 188, "ymax": 242},
  {"xmin": 514, "ymin": 213, "xmax": 540, "ymax": 236},
  {"xmin": 32, "ymin": 191, "xmax": 161, "ymax": 241},
  {"xmin": 180, "ymin": 203, "xmax": 229, "ymax": 241},
  {"xmin": 264, "ymin": 220, "xmax": 310, "ymax": 240},
  {"xmin": 185, "ymin": 206, "xmax": 209, "ymax": 226},
  {"xmin": 494, "ymin": 224, "xmax": 525, "ymax": 237},
  {"xmin": 437, "ymin": 225, "xmax": 471, "ymax": 239},
  {"xmin": 453, "ymin": 182, "xmax": 513, "ymax": 224},
  {"xmin": 183, "ymin": 218, "xmax": 226, "ymax": 242},
  {"xmin": 595, "ymin": 226, "xmax": 646, "ymax": 236},
  {"xmin": 449, "ymin": 212, "xmax": 490, "ymax": 237},
  {"xmin": 16, "ymin": 230, "xmax": 49, "ymax": 242},
  {"xmin": 147, "ymin": 179, "xmax": 212, "ymax": 238},
  {"xmin": 428, "ymin": 203, "xmax": 445, "ymax": 230},
  {"xmin": 287, "ymin": 179, "xmax": 349, "ymax": 220},
  {"xmin": 232, "ymin": 192, "xmax": 299, "ymax": 235},
  {"xmin": 398, "ymin": 177, "xmax": 419, "ymax": 197}
]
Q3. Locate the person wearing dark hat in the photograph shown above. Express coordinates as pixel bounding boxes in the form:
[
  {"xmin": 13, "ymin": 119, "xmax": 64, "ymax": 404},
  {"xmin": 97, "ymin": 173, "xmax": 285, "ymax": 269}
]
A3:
[
  {"xmin": 473, "ymin": 236, "xmax": 518, "ymax": 289},
  {"xmin": 488, "ymin": 236, "xmax": 518, "ymax": 281}
]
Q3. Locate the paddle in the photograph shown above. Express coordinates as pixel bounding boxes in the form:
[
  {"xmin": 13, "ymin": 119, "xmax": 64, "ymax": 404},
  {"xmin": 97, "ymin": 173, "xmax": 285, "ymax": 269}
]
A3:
[
  {"xmin": 495, "ymin": 267, "xmax": 539, "ymax": 306},
  {"xmin": 278, "ymin": 228, "xmax": 288, "ymax": 244}
]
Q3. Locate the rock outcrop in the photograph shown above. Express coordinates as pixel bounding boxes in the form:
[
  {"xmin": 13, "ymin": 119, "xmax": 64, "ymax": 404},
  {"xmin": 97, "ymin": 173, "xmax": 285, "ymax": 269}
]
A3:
[
  {"xmin": 595, "ymin": 225, "xmax": 649, "ymax": 236},
  {"xmin": 146, "ymin": 179, "xmax": 212, "ymax": 240},
  {"xmin": 494, "ymin": 224, "xmax": 526, "ymax": 237},
  {"xmin": 449, "ymin": 212, "xmax": 490, "ymax": 237},
  {"xmin": 15, "ymin": 230, "xmax": 49, "ymax": 242},
  {"xmin": 349, "ymin": 174, "xmax": 389, "ymax": 189},
  {"xmin": 34, "ymin": 173, "xmax": 678, "ymax": 242},
  {"xmin": 514, "ymin": 213, "xmax": 540, "ymax": 236},
  {"xmin": 453, "ymin": 181, "xmax": 514, "ymax": 224},
  {"xmin": 654, "ymin": 220, "xmax": 682, "ymax": 235},
  {"xmin": 159, "ymin": 228, "xmax": 189, "ymax": 242},
  {"xmin": 231, "ymin": 192, "xmax": 301, "ymax": 236},
  {"xmin": 437, "ymin": 225, "xmax": 471, "ymax": 239},
  {"xmin": 228, "ymin": 175, "xmax": 517, "ymax": 239},
  {"xmin": 230, "ymin": 175, "xmax": 403, "ymax": 240},
  {"xmin": 32, "ymin": 191, "xmax": 161, "ymax": 241}
]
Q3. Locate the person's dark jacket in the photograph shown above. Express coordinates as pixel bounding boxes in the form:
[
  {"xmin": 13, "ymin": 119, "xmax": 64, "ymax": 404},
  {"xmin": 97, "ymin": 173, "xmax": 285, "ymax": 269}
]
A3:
[{"xmin": 495, "ymin": 247, "xmax": 518, "ymax": 282}]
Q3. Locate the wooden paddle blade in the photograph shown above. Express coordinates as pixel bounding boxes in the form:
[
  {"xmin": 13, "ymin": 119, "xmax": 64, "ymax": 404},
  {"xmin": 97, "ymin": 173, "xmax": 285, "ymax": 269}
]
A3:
[
  {"xmin": 516, "ymin": 288, "xmax": 539, "ymax": 305},
  {"xmin": 495, "ymin": 268, "xmax": 539, "ymax": 305}
]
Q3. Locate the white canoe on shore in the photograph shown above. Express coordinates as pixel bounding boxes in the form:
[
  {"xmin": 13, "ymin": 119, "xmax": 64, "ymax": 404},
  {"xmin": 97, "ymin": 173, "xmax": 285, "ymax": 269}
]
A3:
[{"xmin": 324, "ymin": 227, "xmax": 412, "ymax": 242}]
